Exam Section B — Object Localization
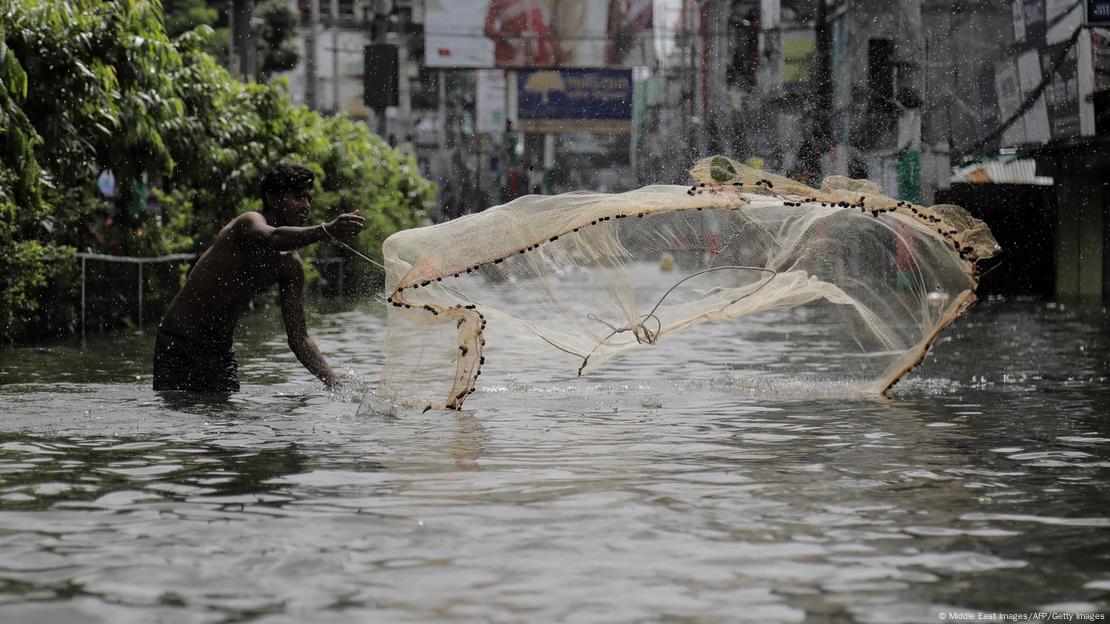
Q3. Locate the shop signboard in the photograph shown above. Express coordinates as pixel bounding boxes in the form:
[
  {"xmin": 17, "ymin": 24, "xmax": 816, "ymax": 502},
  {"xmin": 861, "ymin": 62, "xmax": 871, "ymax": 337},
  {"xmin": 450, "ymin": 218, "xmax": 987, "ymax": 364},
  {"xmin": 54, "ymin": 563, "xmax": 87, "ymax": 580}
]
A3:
[
  {"xmin": 516, "ymin": 68, "xmax": 633, "ymax": 133},
  {"xmin": 476, "ymin": 70, "xmax": 508, "ymax": 134}
]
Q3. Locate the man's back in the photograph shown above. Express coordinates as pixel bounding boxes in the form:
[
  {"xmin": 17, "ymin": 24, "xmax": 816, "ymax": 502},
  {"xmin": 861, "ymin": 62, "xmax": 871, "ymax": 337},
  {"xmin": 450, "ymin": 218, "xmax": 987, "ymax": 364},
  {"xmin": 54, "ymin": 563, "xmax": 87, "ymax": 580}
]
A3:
[{"xmin": 160, "ymin": 213, "xmax": 294, "ymax": 340}]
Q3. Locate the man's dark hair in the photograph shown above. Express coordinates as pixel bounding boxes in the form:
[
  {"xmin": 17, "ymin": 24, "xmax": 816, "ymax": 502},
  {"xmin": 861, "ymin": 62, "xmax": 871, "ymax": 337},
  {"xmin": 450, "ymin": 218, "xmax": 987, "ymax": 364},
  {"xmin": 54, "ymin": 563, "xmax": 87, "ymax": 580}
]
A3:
[{"xmin": 260, "ymin": 163, "xmax": 314, "ymax": 210}]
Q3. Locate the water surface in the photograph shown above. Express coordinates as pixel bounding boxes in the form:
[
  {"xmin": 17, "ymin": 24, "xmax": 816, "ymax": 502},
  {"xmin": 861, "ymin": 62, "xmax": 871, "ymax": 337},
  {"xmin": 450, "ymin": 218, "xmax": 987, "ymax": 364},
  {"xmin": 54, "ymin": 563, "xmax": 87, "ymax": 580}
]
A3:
[{"xmin": 1, "ymin": 299, "xmax": 1108, "ymax": 622}]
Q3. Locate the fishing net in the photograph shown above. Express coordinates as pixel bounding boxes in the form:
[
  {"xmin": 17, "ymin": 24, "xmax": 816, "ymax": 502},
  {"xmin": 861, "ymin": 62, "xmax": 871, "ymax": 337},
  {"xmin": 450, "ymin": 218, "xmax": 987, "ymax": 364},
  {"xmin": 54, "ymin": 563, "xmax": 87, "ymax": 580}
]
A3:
[{"xmin": 372, "ymin": 156, "xmax": 998, "ymax": 411}]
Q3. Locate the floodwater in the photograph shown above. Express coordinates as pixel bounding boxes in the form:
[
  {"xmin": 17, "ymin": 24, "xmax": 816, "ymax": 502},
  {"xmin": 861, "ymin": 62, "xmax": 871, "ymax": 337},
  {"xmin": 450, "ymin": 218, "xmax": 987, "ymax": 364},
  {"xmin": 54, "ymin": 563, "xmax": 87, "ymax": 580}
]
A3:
[{"xmin": 0, "ymin": 298, "xmax": 1108, "ymax": 623}]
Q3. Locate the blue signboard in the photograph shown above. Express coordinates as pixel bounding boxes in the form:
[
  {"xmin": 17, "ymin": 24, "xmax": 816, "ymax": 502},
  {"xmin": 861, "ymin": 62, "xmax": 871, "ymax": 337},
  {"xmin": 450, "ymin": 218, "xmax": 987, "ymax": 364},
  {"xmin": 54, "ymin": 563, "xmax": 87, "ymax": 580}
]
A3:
[
  {"xmin": 517, "ymin": 69, "xmax": 633, "ymax": 134},
  {"xmin": 1091, "ymin": 0, "xmax": 1110, "ymax": 22}
]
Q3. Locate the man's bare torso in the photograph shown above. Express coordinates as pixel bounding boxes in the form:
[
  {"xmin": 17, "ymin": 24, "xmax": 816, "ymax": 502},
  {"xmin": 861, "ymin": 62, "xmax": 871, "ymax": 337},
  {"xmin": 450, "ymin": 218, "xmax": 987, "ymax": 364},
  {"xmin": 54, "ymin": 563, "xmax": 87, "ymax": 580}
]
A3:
[{"xmin": 160, "ymin": 215, "xmax": 297, "ymax": 339}]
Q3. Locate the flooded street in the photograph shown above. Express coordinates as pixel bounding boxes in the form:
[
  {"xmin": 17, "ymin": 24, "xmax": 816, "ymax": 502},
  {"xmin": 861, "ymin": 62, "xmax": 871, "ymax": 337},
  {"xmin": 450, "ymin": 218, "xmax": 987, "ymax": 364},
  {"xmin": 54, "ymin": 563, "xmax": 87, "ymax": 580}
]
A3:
[
  {"xmin": 1, "ymin": 298, "xmax": 1108, "ymax": 622},
  {"xmin": 5, "ymin": 0, "xmax": 1110, "ymax": 621}
]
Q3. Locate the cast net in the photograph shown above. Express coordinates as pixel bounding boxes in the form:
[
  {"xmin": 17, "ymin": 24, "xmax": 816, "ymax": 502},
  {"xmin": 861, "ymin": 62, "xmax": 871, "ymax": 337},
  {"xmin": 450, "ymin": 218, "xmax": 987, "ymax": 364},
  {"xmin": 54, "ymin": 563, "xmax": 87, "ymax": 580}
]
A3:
[{"xmin": 372, "ymin": 156, "xmax": 998, "ymax": 411}]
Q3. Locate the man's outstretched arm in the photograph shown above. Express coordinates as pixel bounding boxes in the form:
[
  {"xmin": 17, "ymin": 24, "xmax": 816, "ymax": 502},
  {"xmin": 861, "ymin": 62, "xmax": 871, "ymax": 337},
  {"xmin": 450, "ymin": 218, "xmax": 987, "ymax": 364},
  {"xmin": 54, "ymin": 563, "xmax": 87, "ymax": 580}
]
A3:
[
  {"xmin": 236, "ymin": 212, "xmax": 365, "ymax": 252},
  {"xmin": 279, "ymin": 256, "xmax": 343, "ymax": 388}
]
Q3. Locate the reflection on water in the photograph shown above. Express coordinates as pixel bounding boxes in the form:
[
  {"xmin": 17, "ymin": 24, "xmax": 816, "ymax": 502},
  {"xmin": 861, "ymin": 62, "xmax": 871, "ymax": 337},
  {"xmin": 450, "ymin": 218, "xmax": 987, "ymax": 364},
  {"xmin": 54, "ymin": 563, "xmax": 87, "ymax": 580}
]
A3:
[{"xmin": 0, "ymin": 300, "xmax": 1108, "ymax": 622}]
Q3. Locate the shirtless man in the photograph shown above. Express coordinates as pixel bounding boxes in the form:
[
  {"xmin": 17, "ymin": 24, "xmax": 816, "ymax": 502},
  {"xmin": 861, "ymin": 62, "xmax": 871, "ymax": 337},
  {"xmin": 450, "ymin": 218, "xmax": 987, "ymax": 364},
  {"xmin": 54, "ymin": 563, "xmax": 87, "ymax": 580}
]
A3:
[{"xmin": 153, "ymin": 163, "xmax": 365, "ymax": 392}]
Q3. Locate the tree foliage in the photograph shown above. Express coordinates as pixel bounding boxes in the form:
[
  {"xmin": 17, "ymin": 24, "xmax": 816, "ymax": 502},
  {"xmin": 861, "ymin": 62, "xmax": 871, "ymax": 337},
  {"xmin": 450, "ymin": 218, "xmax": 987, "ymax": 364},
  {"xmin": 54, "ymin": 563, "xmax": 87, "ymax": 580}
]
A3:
[
  {"xmin": 162, "ymin": 0, "xmax": 299, "ymax": 81},
  {"xmin": 161, "ymin": 0, "xmax": 218, "ymax": 39},
  {"xmin": 0, "ymin": 0, "xmax": 434, "ymax": 343}
]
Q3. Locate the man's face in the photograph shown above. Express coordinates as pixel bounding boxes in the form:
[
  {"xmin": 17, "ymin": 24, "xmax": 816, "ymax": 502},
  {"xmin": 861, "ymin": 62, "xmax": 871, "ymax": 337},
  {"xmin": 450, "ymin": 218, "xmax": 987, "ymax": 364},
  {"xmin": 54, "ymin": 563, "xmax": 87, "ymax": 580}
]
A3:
[{"xmin": 271, "ymin": 190, "xmax": 311, "ymax": 227}]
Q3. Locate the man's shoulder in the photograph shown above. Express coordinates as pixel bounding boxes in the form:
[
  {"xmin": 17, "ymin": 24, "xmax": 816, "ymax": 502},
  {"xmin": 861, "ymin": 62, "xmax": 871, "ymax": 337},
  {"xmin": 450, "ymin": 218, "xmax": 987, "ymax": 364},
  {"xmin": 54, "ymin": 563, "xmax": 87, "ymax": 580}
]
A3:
[
  {"xmin": 221, "ymin": 211, "xmax": 268, "ymax": 245},
  {"xmin": 234, "ymin": 211, "xmax": 268, "ymax": 228}
]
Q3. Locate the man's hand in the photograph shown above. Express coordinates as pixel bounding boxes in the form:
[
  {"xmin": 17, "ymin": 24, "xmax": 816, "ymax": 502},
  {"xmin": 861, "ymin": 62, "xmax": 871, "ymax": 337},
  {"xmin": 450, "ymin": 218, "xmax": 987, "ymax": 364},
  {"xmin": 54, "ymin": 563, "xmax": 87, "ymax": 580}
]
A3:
[{"xmin": 325, "ymin": 212, "xmax": 366, "ymax": 241}]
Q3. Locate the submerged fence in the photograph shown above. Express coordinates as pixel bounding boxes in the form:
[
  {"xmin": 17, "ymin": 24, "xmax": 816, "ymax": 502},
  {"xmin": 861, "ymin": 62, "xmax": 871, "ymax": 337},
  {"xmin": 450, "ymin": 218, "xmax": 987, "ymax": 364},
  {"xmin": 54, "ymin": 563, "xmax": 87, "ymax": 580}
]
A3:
[{"xmin": 76, "ymin": 252, "xmax": 196, "ymax": 340}]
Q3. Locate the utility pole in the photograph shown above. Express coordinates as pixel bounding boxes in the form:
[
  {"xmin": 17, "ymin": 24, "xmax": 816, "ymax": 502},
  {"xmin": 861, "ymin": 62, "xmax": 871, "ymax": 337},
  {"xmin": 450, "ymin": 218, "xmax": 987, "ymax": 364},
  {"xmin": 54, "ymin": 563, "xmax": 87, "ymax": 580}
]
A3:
[
  {"xmin": 682, "ymin": 1, "xmax": 696, "ymax": 166},
  {"xmin": 228, "ymin": 0, "xmax": 256, "ymax": 81},
  {"xmin": 814, "ymin": 0, "xmax": 832, "ymax": 152},
  {"xmin": 369, "ymin": 1, "xmax": 392, "ymax": 137},
  {"xmin": 759, "ymin": 0, "xmax": 782, "ymax": 168},
  {"xmin": 759, "ymin": 0, "xmax": 782, "ymax": 99},
  {"xmin": 228, "ymin": 0, "xmax": 236, "ymax": 78},
  {"xmin": 693, "ymin": 2, "xmax": 709, "ymax": 157},
  {"xmin": 798, "ymin": 0, "xmax": 833, "ymax": 183},
  {"xmin": 331, "ymin": 0, "xmax": 340, "ymax": 113},
  {"xmin": 397, "ymin": 8, "xmax": 411, "ymax": 141},
  {"xmin": 897, "ymin": 0, "xmax": 923, "ymax": 203},
  {"xmin": 438, "ymin": 70, "xmax": 448, "ymax": 195},
  {"xmin": 305, "ymin": 0, "xmax": 319, "ymax": 109},
  {"xmin": 696, "ymin": 2, "xmax": 709, "ymax": 156},
  {"xmin": 710, "ymin": 0, "xmax": 729, "ymax": 154}
]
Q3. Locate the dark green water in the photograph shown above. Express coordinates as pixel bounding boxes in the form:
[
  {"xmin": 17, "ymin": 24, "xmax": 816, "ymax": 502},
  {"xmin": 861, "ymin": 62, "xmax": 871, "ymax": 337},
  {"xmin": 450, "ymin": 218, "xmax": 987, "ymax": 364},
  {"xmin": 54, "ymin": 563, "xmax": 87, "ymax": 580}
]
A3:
[{"xmin": 0, "ymin": 299, "xmax": 1107, "ymax": 623}]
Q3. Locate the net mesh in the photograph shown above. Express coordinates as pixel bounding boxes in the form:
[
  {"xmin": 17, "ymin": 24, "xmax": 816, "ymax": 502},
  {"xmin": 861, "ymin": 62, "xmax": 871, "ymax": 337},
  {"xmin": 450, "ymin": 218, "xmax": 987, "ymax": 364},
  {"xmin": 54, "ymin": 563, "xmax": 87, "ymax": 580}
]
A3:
[{"xmin": 372, "ymin": 156, "xmax": 999, "ymax": 411}]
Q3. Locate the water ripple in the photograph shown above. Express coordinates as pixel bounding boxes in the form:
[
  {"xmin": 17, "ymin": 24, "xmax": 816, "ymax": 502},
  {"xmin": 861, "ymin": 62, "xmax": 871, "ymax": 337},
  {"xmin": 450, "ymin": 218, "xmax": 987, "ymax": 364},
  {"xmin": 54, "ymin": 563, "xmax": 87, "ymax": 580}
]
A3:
[{"xmin": 0, "ymin": 300, "xmax": 1105, "ymax": 620}]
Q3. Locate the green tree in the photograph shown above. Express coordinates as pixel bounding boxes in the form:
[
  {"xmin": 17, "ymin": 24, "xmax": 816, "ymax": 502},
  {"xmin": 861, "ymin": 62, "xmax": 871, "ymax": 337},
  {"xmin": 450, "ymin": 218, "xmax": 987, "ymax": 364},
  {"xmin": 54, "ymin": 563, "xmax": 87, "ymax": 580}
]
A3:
[
  {"xmin": 254, "ymin": 0, "xmax": 299, "ymax": 80},
  {"xmin": 162, "ymin": 0, "xmax": 299, "ymax": 82},
  {"xmin": 1, "ymin": 0, "xmax": 182, "ymax": 340},
  {"xmin": 162, "ymin": 0, "xmax": 218, "ymax": 38},
  {"xmin": 0, "ymin": 0, "xmax": 433, "ymax": 343}
]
